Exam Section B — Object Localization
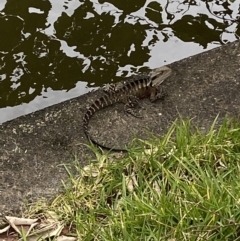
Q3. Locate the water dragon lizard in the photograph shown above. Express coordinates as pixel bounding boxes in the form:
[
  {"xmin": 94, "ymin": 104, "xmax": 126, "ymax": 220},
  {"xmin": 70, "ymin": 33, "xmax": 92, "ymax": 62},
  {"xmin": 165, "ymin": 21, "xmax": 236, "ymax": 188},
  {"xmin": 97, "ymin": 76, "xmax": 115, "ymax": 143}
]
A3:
[{"xmin": 83, "ymin": 66, "xmax": 172, "ymax": 151}]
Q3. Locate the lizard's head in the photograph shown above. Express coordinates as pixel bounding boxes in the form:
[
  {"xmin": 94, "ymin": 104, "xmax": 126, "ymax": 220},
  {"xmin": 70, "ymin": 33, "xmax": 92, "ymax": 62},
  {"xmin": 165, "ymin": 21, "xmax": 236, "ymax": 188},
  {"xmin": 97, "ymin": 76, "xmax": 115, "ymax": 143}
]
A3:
[{"xmin": 150, "ymin": 66, "xmax": 172, "ymax": 86}]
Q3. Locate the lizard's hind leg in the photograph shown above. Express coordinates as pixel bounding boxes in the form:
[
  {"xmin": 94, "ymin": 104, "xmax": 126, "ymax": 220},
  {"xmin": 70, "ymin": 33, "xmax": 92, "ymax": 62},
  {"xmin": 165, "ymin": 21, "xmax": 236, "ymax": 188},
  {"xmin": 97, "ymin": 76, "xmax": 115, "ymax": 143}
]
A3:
[{"xmin": 124, "ymin": 95, "xmax": 143, "ymax": 118}]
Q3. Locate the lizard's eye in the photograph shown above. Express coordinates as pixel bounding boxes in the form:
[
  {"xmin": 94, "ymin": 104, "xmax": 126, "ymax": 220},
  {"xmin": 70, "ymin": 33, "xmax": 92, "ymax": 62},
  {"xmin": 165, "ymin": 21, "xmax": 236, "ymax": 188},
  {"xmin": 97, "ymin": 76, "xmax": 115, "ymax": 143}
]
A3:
[
  {"xmin": 152, "ymin": 71, "xmax": 163, "ymax": 80},
  {"xmin": 151, "ymin": 75, "xmax": 157, "ymax": 81}
]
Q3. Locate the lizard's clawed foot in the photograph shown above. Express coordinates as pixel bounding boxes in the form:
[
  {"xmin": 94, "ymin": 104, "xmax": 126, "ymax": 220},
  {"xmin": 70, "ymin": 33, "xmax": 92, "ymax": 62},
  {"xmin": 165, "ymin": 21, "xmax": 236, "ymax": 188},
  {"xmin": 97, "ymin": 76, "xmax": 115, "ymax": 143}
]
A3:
[{"xmin": 125, "ymin": 107, "xmax": 143, "ymax": 118}]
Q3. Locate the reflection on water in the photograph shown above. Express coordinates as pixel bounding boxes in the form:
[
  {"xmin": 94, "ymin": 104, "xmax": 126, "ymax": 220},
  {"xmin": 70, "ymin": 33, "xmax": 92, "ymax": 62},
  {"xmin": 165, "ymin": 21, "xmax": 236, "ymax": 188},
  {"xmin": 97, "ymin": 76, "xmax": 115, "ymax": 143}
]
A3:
[
  {"xmin": 0, "ymin": 0, "xmax": 239, "ymax": 123},
  {"xmin": 0, "ymin": 81, "xmax": 95, "ymax": 123}
]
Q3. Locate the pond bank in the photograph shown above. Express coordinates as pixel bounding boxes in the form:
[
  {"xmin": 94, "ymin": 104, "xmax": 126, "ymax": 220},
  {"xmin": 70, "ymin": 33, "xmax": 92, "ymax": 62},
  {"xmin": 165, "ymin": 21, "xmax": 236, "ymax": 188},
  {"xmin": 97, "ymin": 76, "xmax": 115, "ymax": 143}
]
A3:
[{"xmin": 0, "ymin": 41, "xmax": 240, "ymax": 216}]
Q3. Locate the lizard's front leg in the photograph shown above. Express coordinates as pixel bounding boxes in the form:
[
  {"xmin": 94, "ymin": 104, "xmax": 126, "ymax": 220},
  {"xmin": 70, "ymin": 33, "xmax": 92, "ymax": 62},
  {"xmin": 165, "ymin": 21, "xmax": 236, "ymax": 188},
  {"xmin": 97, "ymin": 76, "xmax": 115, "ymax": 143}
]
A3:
[{"xmin": 150, "ymin": 86, "xmax": 166, "ymax": 102}]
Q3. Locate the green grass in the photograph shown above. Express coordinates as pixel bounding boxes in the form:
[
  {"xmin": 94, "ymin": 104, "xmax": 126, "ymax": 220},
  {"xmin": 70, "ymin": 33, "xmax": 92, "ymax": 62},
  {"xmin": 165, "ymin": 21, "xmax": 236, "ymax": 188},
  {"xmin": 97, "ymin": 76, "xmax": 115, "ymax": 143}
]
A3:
[{"xmin": 27, "ymin": 117, "xmax": 240, "ymax": 240}]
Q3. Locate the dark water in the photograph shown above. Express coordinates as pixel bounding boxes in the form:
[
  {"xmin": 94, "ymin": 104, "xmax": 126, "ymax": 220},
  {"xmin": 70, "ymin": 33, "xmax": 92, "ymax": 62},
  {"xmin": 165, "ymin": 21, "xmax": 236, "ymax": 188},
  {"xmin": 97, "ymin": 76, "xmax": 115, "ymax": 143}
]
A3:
[{"xmin": 0, "ymin": 0, "xmax": 239, "ymax": 123}]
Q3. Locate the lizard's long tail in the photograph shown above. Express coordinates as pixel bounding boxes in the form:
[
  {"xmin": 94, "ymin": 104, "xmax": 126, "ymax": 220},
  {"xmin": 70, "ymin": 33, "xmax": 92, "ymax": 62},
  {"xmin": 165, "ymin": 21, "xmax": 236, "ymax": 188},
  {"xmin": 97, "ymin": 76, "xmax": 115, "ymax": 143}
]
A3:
[{"xmin": 83, "ymin": 96, "xmax": 127, "ymax": 152}]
